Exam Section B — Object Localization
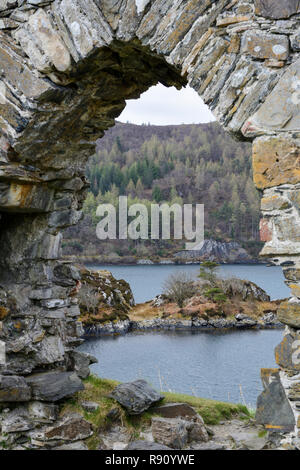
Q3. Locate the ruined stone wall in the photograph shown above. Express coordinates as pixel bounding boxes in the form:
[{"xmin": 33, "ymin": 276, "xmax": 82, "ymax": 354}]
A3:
[{"xmin": 0, "ymin": 0, "xmax": 299, "ymax": 449}]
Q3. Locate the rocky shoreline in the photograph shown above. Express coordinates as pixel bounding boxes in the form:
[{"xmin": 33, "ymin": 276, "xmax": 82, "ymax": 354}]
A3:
[
  {"xmin": 64, "ymin": 240, "xmax": 267, "ymax": 265},
  {"xmin": 65, "ymin": 256, "xmax": 266, "ymax": 266},
  {"xmin": 83, "ymin": 313, "xmax": 283, "ymax": 337}
]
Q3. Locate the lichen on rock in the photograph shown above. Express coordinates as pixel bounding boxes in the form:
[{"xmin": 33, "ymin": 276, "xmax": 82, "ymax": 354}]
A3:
[{"xmin": 78, "ymin": 266, "xmax": 135, "ymax": 326}]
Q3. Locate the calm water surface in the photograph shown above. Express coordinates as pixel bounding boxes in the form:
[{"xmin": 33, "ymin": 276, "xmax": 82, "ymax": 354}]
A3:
[
  {"xmin": 81, "ymin": 264, "xmax": 287, "ymax": 407},
  {"xmin": 80, "ymin": 329, "xmax": 282, "ymax": 408}
]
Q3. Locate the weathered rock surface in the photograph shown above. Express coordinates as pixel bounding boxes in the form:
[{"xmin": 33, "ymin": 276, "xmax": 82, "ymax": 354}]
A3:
[
  {"xmin": 277, "ymin": 301, "xmax": 300, "ymax": 329},
  {"xmin": 110, "ymin": 380, "xmax": 164, "ymax": 415},
  {"xmin": 252, "ymin": 136, "xmax": 300, "ymax": 189},
  {"xmin": 190, "ymin": 441, "xmax": 227, "ymax": 450},
  {"xmin": 221, "ymin": 278, "xmax": 270, "ymax": 302},
  {"xmin": 1, "ymin": 407, "xmax": 33, "ymax": 433},
  {"xmin": 186, "ymin": 418, "xmax": 209, "ymax": 443},
  {"xmin": 256, "ymin": 369, "xmax": 295, "ymax": 433},
  {"xmin": 28, "ymin": 402, "xmax": 58, "ymax": 424},
  {"xmin": 126, "ymin": 440, "xmax": 171, "ymax": 450},
  {"xmin": 98, "ymin": 425, "xmax": 131, "ymax": 451},
  {"xmin": 255, "ymin": 0, "xmax": 300, "ymax": 19},
  {"xmin": 151, "ymin": 417, "xmax": 189, "ymax": 449},
  {"xmin": 122, "ymin": 414, "xmax": 274, "ymax": 451},
  {"xmin": 243, "ymin": 59, "xmax": 300, "ymax": 137},
  {"xmin": 275, "ymin": 332, "xmax": 300, "ymax": 371},
  {"xmin": 229, "ymin": 430, "xmax": 268, "ymax": 450},
  {"xmin": 242, "ymin": 30, "xmax": 289, "ymax": 61},
  {"xmin": 151, "ymin": 416, "xmax": 208, "ymax": 449},
  {"xmin": 78, "ymin": 267, "xmax": 135, "ymax": 326},
  {"xmin": 81, "ymin": 401, "xmax": 100, "ymax": 413},
  {"xmin": 68, "ymin": 350, "xmax": 97, "ymax": 379},
  {"xmin": 26, "ymin": 372, "xmax": 84, "ymax": 402},
  {"xmin": 54, "ymin": 441, "xmax": 89, "ymax": 450},
  {"xmin": 43, "ymin": 413, "xmax": 93, "ymax": 442},
  {"xmin": 0, "ymin": 375, "xmax": 31, "ymax": 402},
  {"xmin": 151, "ymin": 403, "xmax": 198, "ymax": 420}
]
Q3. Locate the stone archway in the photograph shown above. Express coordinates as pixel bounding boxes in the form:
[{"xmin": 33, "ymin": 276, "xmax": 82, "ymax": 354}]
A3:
[{"xmin": 0, "ymin": 0, "xmax": 299, "ymax": 448}]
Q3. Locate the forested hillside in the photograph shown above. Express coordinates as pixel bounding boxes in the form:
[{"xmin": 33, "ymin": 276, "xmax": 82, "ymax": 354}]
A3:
[{"xmin": 63, "ymin": 122, "xmax": 262, "ymax": 263}]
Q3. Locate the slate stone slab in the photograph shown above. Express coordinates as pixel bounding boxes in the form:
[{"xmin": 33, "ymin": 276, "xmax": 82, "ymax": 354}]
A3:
[
  {"xmin": 190, "ymin": 442, "xmax": 227, "ymax": 450},
  {"xmin": 256, "ymin": 369, "xmax": 295, "ymax": 432},
  {"xmin": 255, "ymin": 0, "xmax": 300, "ymax": 19},
  {"xmin": 69, "ymin": 351, "xmax": 97, "ymax": 380},
  {"xmin": 126, "ymin": 440, "xmax": 171, "ymax": 450},
  {"xmin": 1, "ymin": 407, "xmax": 33, "ymax": 433},
  {"xmin": 0, "ymin": 375, "xmax": 31, "ymax": 402},
  {"xmin": 275, "ymin": 334, "xmax": 300, "ymax": 371},
  {"xmin": 44, "ymin": 413, "xmax": 93, "ymax": 441},
  {"xmin": 151, "ymin": 403, "xmax": 198, "ymax": 419},
  {"xmin": 277, "ymin": 301, "xmax": 300, "ymax": 329},
  {"xmin": 243, "ymin": 59, "xmax": 300, "ymax": 137},
  {"xmin": 26, "ymin": 371, "xmax": 84, "ymax": 402},
  {"xmin": 151, "ymin": 417, "xmax": 188, "ymax": 449},
  {"xmin": 54, "ymin": 441, "xmax": 89, "ymax": 450},
  {"xmin": 287, "ymin": 382, "xmax": 300, "ymax": 401},
  {"xmin": 241, "ymin": 30, "xmax": 289, "ymax": 61},
  {"xmin": 109, "ymin": 379, "xmax": 164, "ymax": 415}
]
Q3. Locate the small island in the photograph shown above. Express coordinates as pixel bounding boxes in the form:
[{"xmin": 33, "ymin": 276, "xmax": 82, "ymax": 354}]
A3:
[{"xmin": 78, "ymin": 263, "xmax": 282, "ymax": 337}]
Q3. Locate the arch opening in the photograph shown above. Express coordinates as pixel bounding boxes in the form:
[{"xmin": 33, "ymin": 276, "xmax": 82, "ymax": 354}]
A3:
[{"xmin": 0, "ymin": 0, "xmax": 299, "ymax": 448}]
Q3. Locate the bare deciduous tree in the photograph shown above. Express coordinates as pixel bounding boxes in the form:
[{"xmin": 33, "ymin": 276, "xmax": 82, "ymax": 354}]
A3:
[{"xmin": 163, "ymin": 271, "xmax": 195, "ymax": 308}]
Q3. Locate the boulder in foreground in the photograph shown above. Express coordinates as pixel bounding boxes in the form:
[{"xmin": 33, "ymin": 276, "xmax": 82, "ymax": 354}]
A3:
[
  {"xmin": 152, "ymin": 417, "xmax": 188, "ymax": 449},
  {"xmin": 44, "ymin": 413, "xmax": 93, "ymax": 441},
  {"xmin": 110, "ymin": 379, "xmax": 164, "ymax": 415},
  {"xmin": 152, "ymin": 416, "xmax": 209, "ymax": 449}
]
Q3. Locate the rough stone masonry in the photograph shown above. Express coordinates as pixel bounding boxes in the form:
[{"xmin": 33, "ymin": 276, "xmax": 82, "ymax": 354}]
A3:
[{"xmin": 0, "ymin": 0, "xmax": 299, "ymax": 449}]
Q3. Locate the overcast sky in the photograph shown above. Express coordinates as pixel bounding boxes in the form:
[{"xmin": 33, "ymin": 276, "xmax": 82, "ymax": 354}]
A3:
[{"xmin": 119, "ymin": 84, "xmax": 215, "ymax": 126}]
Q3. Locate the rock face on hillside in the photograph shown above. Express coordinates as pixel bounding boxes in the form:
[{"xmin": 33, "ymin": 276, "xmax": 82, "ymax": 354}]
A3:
[
  {"xmin": 175, "ymin": 240, "xmax": 254, "ymax": 264},
  {"xmin": 78, "ymin": 267, "xmax": 135, "ymax": 326}
]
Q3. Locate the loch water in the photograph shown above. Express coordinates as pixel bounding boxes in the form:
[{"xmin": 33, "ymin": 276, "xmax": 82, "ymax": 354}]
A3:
[
  {"xmin": 87, "ymin": 263, "xmax": 289, "ymax": 303},
  {"xmin": 80, "ymin": 264, "xmax": 286, "ymax": 407}
]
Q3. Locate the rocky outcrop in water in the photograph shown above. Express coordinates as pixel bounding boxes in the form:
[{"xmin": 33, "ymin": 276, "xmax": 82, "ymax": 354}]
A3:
[
  {"xmin": 84, "ymin": 313, "xmax": 282, "ymax": 337},
  {"xmin": 83, "ymin": 277, "xmax": 282, "ymax": 336},
  {"xmin": 78, "ymin": 267, "xmax": 135, "ymax": 326}
]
